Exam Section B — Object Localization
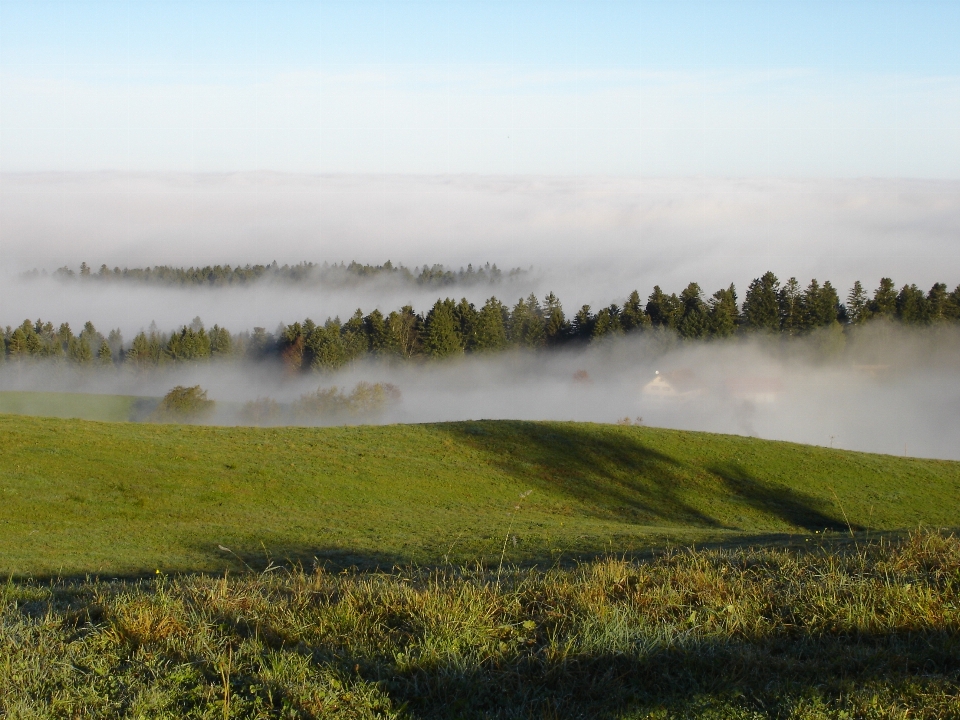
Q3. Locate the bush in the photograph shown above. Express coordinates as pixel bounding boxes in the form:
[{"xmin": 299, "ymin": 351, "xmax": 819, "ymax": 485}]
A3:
[
  {"xmin": 151, "ymin": 385, "xmax": 215, "ymax": 423},
  {"xmin": 238, "ymin": 397, "xmax": 281, "ymax": 426},
  {"xmin": 293, "ymin": 381, "xmax": 401, "ymax": 421}
]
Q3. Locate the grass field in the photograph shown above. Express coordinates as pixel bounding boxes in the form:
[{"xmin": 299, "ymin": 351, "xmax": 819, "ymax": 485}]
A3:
[
  {"xmin": 4, "ymin": 412, "xmax": 960, "ymax": 717},
  {"xmin": 2, "ymin": 413, "xmax": 959, "ymax": 576},
  {"xmin": 3, "ymin": 531, "xmax": 960, "ymax": 718},
  {"xmin": 0, "ymin": 391, "xmax": 155, "ymax": 423}
]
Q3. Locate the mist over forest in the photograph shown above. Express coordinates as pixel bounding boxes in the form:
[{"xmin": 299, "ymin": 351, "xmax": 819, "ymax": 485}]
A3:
[{"xmin": 2, "ymin": 173, "xmax": 960, "ymax": 460}]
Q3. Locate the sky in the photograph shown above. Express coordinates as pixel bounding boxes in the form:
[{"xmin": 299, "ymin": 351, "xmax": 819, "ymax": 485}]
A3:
[{"xmin": 1, "ymin": 0, "xmax": 958, "ymax": 176}]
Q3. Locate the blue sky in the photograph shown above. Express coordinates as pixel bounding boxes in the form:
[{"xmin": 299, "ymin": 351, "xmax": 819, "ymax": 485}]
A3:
[{"xmin": 1, "ymin": 0, "xmax": 957, "ymax": 175}]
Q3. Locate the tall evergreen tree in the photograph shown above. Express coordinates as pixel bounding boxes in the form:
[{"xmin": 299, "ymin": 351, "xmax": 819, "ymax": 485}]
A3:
[
  {"xmin": 896, "ymin": 284, "xmax": 927, "ymax": 324},
  {"xmin": 707, "ymin": 284, "xmax": 738, "ymax": 338},
  {"xmin": 454, "ymin": 298, "xmax": 479, "ymax": 350},
  {"xmin": 645, "ymin": 286, "xmax": 681, "ymax": 328},
  {"xmin": 424, "ymin": 299, "xmax": 462, "ymax": 358},
  {"xmin": 846, "ymin": 281, "xmax": 868, "ymax": 325},
  {"xmin": 543, "ymin": 292, "xmax": 569, "ymax": 344},
  {"xmin": 779, "ymin": 277, "xmax": 803, "ymax": 334},
  {"xmin": 364, "ymin": 309, "xmax": 390, "ymax": 355},
  {"xmin": 741, "ymin": 272, "xmax": 781, "ymax": 331},
  {"xmin": 926, "ymin": 283, "xmax": 948, "ymax": 323},
  {"xmin": 677, "ymin": 283, "xmax": 708, "ymax": 339},
  {"xmin": 474, "ymin": 297, "xmax": 508, "ymax": 351},
  {"xmin": 621, "ymin": 290, "xmax": 650, "ymax": 332},
  {"xmin": 869, "ymin": 278, "xmax": 897, "ymax": 318},
  {"xmin": 97, "ymin": 340, "xmax": 113, "ymax": 365},
  {"xmin": 209, "ymin": 325, "xmax": 232, "ymax": 356},
  {"xmin": 127, "ymin": 332, "xmax": 152, "ymax": 368},
  {"xmin": 572, "ymin": 305, "xmax": 595, "ymax": 339},
  {"xmin": 508, "ymin": 294, "xmax": 546, "ymax": 347},
  {"xmin": 592, "ymin": 305, "xmax": 623, "ymax": 339}
]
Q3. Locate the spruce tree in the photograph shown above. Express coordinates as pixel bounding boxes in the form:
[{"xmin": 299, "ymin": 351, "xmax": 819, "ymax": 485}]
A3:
[
  {"xmin": 97, "ymin": 340, "xmax": 113, "ymax": 365},
  {"xmin": 677, "ymin": 283, "xmax": 708, "ymax": 339},
  {"xmin": 543, "ymin": 292, "xmax": 569, "ymax": 344},
  {"xmin": 741, "ymin": 272, "xmax": 781, "ymax": 331},
  {"xmin": 454, "ymin": 298, "xmax": 479, "ymax": 350},
  {"xmin": 645, "ymin": 286, "xmax": 681, "ymax": 328},
  {"xmin": 621, "ymin": 290, "xmax": 650, "ymax": 331},
  {"xmin": 707, "ymin": 284, "xmax": 738, "ymax": 337},
  {"xmin": 926, "ymin": 283, "xmax": 948, "ymax": 323},
  {"xmin": 474, "ymin": 297, "xmax": 508, "ymax": 351},
  {"xmin": 779, "ymin": 278, "xmax": 803, "ymax": 334},
  {"xmin": 572, "ymin": 305, "xmax": 595, "ymax": 339},
  {"xmin": 869, "ymin": 278, "xmax": 897, "ymax": 317},
  {"xmin": 895, "ymin": 284, "xmax": 927, "ymax": 324},
  {"xmin": 364, "ymin": 309, "xmax": 390, "ymax": 355},
  {"xmin": 424, "ymin": 299, "xmax": 462, "ymax": 358},
  {"xmin": 846, "ymin": 281, "xmax": 868, "ymax": 324}
]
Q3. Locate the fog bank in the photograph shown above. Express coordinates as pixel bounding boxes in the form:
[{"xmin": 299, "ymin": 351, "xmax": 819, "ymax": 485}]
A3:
[
  {"xmin": 2, "ymin": 325, "xmax": 958, "ymax": 462},
  {"xmin": 2, "ymin": 174, "xmax": 959, "ymax": 335}
]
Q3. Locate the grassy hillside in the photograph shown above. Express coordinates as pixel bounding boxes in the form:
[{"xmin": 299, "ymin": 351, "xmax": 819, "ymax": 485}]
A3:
[
  {"xmin": 2, "ymin": 414, "xmax": 959, "ymax": 576},
  {"xmin": 0, "ymin": 390, "xmax": 152, "ymax": 422}
]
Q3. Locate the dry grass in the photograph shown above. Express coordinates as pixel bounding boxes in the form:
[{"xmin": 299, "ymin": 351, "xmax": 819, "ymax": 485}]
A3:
[{"xmin": 3, "ymin": 530, "xmax": 960, "ymax": 718}]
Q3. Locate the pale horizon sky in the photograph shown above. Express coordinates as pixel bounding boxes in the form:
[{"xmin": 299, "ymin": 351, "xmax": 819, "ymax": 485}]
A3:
[{"xmin": 1, "ymin": 1, "xmax": 958, "ymax": 177}]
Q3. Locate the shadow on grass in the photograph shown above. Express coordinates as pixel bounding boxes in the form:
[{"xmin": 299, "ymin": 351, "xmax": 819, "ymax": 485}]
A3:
[
  {"xmin": 441, "ymin": 421, "xmax": 850, "ymax": 534},
  {"xmin": 442, "ymin": 420, "xmax": 725, "ymax": 528},
  {"xmin": 709, "ymin": 460, "xmax": 857, "ymax": 532}
]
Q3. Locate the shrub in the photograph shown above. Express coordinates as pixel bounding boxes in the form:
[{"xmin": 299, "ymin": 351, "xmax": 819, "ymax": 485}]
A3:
[
  {"xmin": 151, "ymin": 385, "xmax": 215, "ymax": 423},
  {"xmin": 293, "ymin": 381, "xmax": 401, "ymax": 421},
  {"xmin": 238, "ymin": 397, "xmax": 281, "ymax": 426}
]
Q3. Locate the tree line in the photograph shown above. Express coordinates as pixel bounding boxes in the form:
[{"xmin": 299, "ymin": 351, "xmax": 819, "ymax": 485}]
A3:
[
  {"xmin": 22, "ymin": 260, "xmax": 525, "ymax": 288},
  {"xmin": 3, "ymin": 273, "xmax": 959, "ymax": 370}
]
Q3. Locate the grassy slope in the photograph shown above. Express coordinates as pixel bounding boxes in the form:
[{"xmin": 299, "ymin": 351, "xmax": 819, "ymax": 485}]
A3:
[
  {"xmin": 1, "ymin": 413, "xmax": 959, "ymax": 576},
  {"xmin": 0, "ymin": 391, "xmax": 138, "ymax": 422}
]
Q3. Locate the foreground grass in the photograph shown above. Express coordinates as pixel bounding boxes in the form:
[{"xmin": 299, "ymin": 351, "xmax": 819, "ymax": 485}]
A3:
[
  {"xmin": 3, "ymin": 414, "xmax": 960, "ymax": 575},
  {"xmin": 3, "ymin": 531, "xmax": 960, "ymax": 718}
]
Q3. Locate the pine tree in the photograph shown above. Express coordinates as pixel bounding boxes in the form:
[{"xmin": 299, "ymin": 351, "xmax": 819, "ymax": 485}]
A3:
[
  {"xmin": 846, "ymin": 281, "xmax": 868, "ymax": 325},
  {"xmin": 454, "ymin": 298, "xmax": 479, "ymax": 350},
  {"xmin": 592, "ymin": 305, "xmax": 623, "ymax": 339},
  {"xmin": 474, "ymin": 297, "xmax": 508, "ymax": 351},
  {"xmin": 741, "ymin": 272, "xmax": 780, "ymax": 331},
  {"xmin": 364, "ymin": 309, "xmax": 390, "ymax": 355},
  {"xmin": 621, "ymin": 290, "xmax": 650, "ymax": 331},
  {"xmin": 127, "ymin": 332, "xmax": 152, "ymax": 368},
  {"xmin": 677, "ymin": 283, "xmax": 708, "ymax": 339},
  {"xmin": 97, "ymin": 340, "xmax": 113, "ymax": 365},
  {"xmin": 779, "ymin": 278, "xmax": 803, "ymax": 334},
  {"xmin": 209, "ymin": 325, "xmax": 232, "ymax": 356},
  {"xmin": 645, "ymin": 286, "xmax": 681, "ymax": 328},
  {"xmin": 896, "ymin": 284, "xmax": 927, "ymax": 324},
  {"xmin": 869, "ymin": 278, "xmax": 897, "ymax": 317},
  {"xmin": 707, "ymin": 284, "xmax": 738, "ymax": 338},
  {"xmin": 424, "ymin": 299, "xmax": 462, "ymax": 358},
  {"xmin": 572, "ymin": 305, "xmax": 595, "ymax": 339},
  {"xmin": 927, "ymin": 283, "xmax": 948, "ymax": 323},
  {"xmin": 69, "ymin": 335, "xmax": 92, "ymax": 364},
  {"xmin": 543, "ymin": 292, "xmax": 569, "ymax": 344}
]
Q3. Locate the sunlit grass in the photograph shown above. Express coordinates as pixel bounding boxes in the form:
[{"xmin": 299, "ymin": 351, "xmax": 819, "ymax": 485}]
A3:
[
  {"xmin": 2, "ymin": 414, "xmax": 960, "ymax": 576},
  {"xmin": 3, "ymin": 531, "xmax": 959, "ymax": 718}
]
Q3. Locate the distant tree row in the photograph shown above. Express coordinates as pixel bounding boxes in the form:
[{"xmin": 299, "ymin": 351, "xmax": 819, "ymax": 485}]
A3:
[
  {"xmin": 3, "ymin": 274, "xmax": 959, "ymax": 369},
  {"xmin": 22, "ymin": 260, "xmax": 525, "ymax": 288}
]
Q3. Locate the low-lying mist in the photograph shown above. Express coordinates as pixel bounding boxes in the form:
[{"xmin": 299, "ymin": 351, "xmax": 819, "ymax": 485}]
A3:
[
  {"xmin": 3, "ymin": 173, "xmax": 960, "ymax": 335},
  {"xmin": 2, "ymin": 323, "xmax": 958, "ymax": 462}
]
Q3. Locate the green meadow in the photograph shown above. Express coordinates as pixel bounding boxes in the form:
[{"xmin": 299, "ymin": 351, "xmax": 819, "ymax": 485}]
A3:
[
  {"xmin": 3, "ymin": 411, "xmax": 960, "ymax": 717},
  {"xmin": 0, "ymin": 391, "xmax": 144, "ymax": 423},
  {"xmin": 2, "ymin": 412, "xmax": 958, "ymax": 577}
]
